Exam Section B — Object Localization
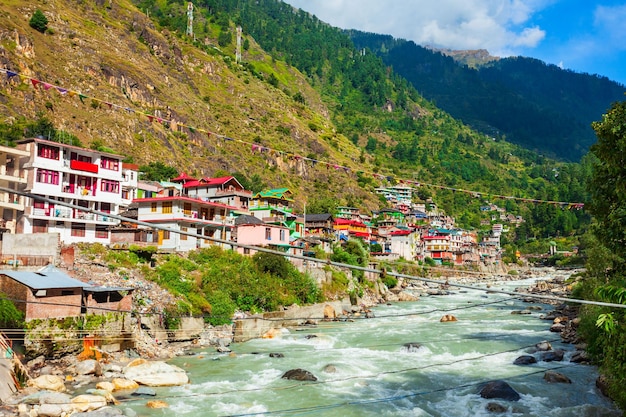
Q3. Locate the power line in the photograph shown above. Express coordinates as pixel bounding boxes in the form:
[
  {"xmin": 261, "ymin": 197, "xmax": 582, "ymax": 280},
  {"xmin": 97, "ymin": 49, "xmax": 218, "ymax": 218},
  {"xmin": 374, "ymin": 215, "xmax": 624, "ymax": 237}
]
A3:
[
  {"xmin": 0, "ymin": 186, "xmax": 622, "ymax": 310},
  {"xmin": 0, "ymin": 68, "xmax": 586, "ymax": 208}
]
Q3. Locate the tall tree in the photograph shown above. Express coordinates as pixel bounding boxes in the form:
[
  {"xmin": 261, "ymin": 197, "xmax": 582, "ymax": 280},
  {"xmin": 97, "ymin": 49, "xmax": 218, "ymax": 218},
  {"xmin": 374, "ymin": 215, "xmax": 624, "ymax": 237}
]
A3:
[{"xmin": 588, "ymin": 99, "xmax": 626, "ymax": 268}]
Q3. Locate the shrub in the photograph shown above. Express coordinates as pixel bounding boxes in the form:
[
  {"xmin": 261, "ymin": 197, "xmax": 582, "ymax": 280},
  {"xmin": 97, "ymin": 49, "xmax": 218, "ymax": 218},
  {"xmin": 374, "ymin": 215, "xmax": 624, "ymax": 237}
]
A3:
[
  {"xmin": 0, "ymin": 293, "xmax": 24, "ymax": 328},
  {"xmin": 29, "ymin": 10, "xmax": 48, "ymax": 33},
  {"xmin": 206, "ymin": 290, "xmax": 236, "ymax": 326}
]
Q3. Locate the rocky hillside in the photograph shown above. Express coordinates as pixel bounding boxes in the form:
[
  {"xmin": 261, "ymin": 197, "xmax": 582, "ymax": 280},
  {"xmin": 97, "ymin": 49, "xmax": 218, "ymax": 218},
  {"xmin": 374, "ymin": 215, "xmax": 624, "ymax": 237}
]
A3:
[{"xmin": 0, "ymin": 0, "xmax": 382, "ymax": 210}]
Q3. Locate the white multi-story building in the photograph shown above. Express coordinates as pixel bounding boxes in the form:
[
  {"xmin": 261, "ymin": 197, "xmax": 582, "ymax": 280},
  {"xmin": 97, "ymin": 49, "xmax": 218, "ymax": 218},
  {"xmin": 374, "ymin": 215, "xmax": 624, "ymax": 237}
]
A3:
[
  {"xmin": 16, "ymin": 138, "xmax": 132, "ymax": 244},
  {"xmin": 0, "ymin": 144, "xmax": 30, "ymax": 234}
]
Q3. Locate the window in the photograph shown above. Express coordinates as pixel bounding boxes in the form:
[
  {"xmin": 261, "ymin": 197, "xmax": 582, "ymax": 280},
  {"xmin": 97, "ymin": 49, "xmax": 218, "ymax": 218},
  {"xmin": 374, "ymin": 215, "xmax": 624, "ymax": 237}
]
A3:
[
  {"xmin": 101, "ymin": 180, "xmax": 119, "ymax": 193},
  {"xmin": 151, "ymin": 202, "xmax": 157, "ymax": 212},
  {"xmin": 265, "ymin": 228, "xmax": 271, "ymax": 240},
  {"xmin": 243, "ymin": 248, "xmax": 250, "ymax": 255},
  {"xmin": 100, "ymin": 202, "xmax": 111, "ymax": 213},
  {"xmin": 95, "ymin": 226, "xmax": 108, "ymax": 239},
  {"xmin": 71, "ymin": 223, "xmax": 86, "ymax": 237},
  {"xmin": 36, "ymin": 169, "xmax": 60, "ymax": 185},
  {"xmin": 33, "ymin": 219, "xmax": 48, "ymax": 233},
  {"xmin": 181, "ymin": 227, "xmax": 188, "ymax": 240},
  {"xmin": 100, "ymin": 156, "xmax": 119, "ymax": 171},
  {"xmin": 162, "ymin": 230, "xmax": 170, "ymax": 239},
  {"xmin": 71, "ymin": 152, "xmax": 92, "ymax": 163},
  {"xmin": 162, "ymin": 201, "xmax": 173, "ymax": 214},
  {"xmin": 183, "ymin": 203, "xmax": 192, "ymax": 216},
  {"xmin": 37, "ymin": 144, "xmax": 60, "ymax": 160},
  {"xmin": 280, "ymin": 229, "xmax": 286, "ymax": 241}
]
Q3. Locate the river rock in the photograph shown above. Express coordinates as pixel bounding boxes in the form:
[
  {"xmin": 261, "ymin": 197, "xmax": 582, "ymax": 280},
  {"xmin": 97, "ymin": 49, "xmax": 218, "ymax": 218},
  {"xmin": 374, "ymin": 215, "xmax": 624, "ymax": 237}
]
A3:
[
  {"xmin": 513, "ymin": 355, "xmax": 537, "ymax": 365},
  {"xmin": 269, "ymin": 352, "xmax": 285, "ymax": 358},
  {"xmin": 540, "ymin": 350, "xmax": 565, "ymax": 362},
  {"xmin": 38, "ymin": 403, "xmax": 65, "ymax": 416},
  {"xmin": 70, "ymin": 394, "xmax": 108, "ymax": 412},
  {"xmin": 570, "ymin": 350, "xmax": 590, "ymax": 364},
  {"xmin": 111, "ymin": 378, "xmax": 139, "ymax": 391},
  {"xmin": 323, "ymin": 304, "xmax": 336, "ymax": 319},
  {"xmin": 440, "ymin": 314, "xmax": 458, "ymax": 322},
  {"xmin": 281, "ymin": 368, "xmax": 317, "ymax": 381},
  {"xmin": 322, "ymin": 364, "xmax": 337, "ymax": 373},
  {"xmin": 486, "ymin": 402, "xmax": 508, "ymax": 413},
  {"xmin": 544, "ymin": 370, "xmax": 572, "ymax": 383},
  {"xmin": 131, "ymin": 387, "xmax": 157, "ymax": 397},
  {"xmin": 29, "ymin": 375, "xmax": 66, "ymax": 392},
  {"xmin": 95, "ymin": 381, "xmax": 115, "ymax": 392},
  {"xmin": 123, "ymin": 361, "xmax": 189, "ymax": 386},
  {"xmin": 146, "ymin": 400, "xmax": 169, "ymax": 408},
  {"xmin": 511, "ymin": 310, "xmax": 531, "ymax": 315},
  {"xmin": 70, "ymin": 408, "xmax": 124, "ymax": 416},
  {"xmin": 76, "ymin": 359, "xmax": 103, "ymax": 376},
  {"xmin": 535, "ymin": 341, "xmax": 553, "ymax": 351},
  {"xmin": 403, "ymin": 342, "xmax": 423, "ymax": 352},
  {"xmin": 479, "ymin": 380, "xmax": 521, "ymax": 401}
]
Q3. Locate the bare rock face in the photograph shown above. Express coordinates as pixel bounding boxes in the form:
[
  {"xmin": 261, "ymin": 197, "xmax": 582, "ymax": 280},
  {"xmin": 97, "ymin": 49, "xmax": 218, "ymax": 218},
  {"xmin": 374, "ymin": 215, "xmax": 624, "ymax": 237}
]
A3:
[
  {"xmin": 281, "ymin": 368, "xmax": 317, "ymax": 381},
  {"xmin": 479, "ymin": 380, "xmax": 521, "ymax": 401}
]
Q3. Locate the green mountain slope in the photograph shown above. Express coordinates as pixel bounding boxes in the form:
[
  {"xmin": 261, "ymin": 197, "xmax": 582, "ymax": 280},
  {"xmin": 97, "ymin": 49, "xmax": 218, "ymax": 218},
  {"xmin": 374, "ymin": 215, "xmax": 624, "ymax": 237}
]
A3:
[
  {"xmin": 347, "ymin": 30, "xmax": 626, "ymax": 162},
  {"xmin": 0, "ymin": 0, "xmax": 589, "ymax": 239}
]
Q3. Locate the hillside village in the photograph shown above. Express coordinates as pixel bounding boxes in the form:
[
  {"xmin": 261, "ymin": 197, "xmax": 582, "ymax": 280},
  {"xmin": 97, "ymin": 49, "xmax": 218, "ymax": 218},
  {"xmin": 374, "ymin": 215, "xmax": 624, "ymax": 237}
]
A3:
[{"xmin": 0, "ymin": 137, "xmax": 515, "ymax": 269}]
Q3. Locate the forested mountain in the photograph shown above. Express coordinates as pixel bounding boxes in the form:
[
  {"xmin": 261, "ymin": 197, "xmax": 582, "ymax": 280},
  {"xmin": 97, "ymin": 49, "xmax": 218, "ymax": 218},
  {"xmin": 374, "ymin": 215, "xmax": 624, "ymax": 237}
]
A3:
[
  {"xmin": 348, "ymin": 31, "xmax": 626, "ymax": 162},
  {"xmin": 0, "ymin": 0, "xmax": 592, "ymax": 240}
]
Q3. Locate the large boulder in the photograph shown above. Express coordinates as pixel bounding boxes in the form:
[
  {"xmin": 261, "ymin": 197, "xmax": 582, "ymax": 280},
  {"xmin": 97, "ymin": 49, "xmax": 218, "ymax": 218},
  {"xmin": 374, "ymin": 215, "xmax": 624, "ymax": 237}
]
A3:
[
  {"xmin": 513, "ymin": 355, "xmax": 537, "ymax": 365},
  {"xmin": 111, "ymin": 378, "xmax": 139, "ymax": 391},
  {"xmin": 540, "ymin": 350, "xmax": 565, "ymax": 362},
  {"xmin": 544, "ymin": 370, "xmax": 572, "ymax": 384},
  {"xmin": 123, "ymin": 361, "xmax": 189, "ymax": 387},
  {"xmin": 70, "ymin": 394, "xmax": 108, "ymax": 412},
  {"xmin": 281, "ymin": 368, "xmax": 317, "ymax": 381},
  {"xmin": 403, "ymin": 343, "xmax": 423, "ymax": 352},
  {"xmin": 76, "ymin": 360, "xmax": 102, "ymax": 377},
  {"xmin": 323, "ymin": 304, "xmax": 336, "ymax": 319},
  {"xmin": 68, "ymin": 408, "xmax": 124, "ymax": 417},
  {"xmin": 29, "ymin": 375, "xmax": 66, "ymax": 392},
  {"xmin": 479, "ymin": 380, "xmax": 521, "ymax": 401}
]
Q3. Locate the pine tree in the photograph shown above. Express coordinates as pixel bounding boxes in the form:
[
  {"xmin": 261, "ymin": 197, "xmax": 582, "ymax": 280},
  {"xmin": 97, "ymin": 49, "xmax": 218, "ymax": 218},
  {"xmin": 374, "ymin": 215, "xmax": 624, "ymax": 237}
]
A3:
[{"xmin": 29, "ymin": 9, "xmax": 48, "ymax": 33}]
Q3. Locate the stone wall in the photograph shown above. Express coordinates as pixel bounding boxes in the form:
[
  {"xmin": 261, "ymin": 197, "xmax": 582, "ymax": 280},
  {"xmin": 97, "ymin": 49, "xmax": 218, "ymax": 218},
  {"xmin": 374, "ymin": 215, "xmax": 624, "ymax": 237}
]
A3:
[{"xmin": 24, "ymin": 313, "xmax": 133, "ymax": 359}]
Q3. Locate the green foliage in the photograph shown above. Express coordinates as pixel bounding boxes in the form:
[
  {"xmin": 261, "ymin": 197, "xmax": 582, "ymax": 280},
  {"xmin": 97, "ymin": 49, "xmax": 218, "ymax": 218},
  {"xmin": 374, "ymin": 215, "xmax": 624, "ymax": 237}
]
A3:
[
  {"xmin": 0, "ymin": 293, "xmax": 24, "ymax": 328},
  {"xmin": 139, "ymin": 161, "xmax": 178, "ymax": 181},
  {"xmin": 206, "ymin": 290, "xmax": 236, "ymax": 326},
  {"xmin": 29, "ymin": 9, "xmax": 48, "ymax": 33},
  {"xmin": 331, "ymin": 239, "xmax": 368, "ymax": 281}
]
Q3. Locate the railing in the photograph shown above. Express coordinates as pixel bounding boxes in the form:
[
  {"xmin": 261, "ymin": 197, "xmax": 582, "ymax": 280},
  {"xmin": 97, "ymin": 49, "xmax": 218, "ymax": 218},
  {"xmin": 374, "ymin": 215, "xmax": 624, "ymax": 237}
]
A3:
[
  {"xmin": 0, "ymin": 331, "xmax": 13, "ymax": 359},
  {"xmin": 32, "ymin": 207, "xmax": 118, "ymax": 223}
]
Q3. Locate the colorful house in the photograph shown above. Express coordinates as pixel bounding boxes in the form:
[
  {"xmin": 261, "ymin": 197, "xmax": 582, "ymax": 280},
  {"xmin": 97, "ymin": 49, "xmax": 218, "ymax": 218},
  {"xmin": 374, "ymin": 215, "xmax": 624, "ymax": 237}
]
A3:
[
  {"xmin": 181, "ymin": 175, "xmax": 252, "ymax": 213},
  {"xmin": 16, "ymin": 138, "xmax": 131, "ymax": 244},
  {"xmin": 133, "ymin": 196, "xmax": 236, "ymax": 252}
]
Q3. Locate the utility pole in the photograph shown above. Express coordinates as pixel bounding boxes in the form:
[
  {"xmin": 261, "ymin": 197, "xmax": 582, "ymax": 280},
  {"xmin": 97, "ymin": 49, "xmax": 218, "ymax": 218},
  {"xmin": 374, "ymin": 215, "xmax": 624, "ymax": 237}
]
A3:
[{"xmin": 186, "ymin": 2, "xmax": 194, "ymax": 38}]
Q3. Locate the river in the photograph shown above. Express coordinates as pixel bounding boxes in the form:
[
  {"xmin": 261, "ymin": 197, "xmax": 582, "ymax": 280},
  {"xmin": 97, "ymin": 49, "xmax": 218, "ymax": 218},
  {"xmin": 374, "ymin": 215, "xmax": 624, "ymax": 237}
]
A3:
[{"xmin": 118, "ymin": 278, "xmax": 620, "ymax": 417}]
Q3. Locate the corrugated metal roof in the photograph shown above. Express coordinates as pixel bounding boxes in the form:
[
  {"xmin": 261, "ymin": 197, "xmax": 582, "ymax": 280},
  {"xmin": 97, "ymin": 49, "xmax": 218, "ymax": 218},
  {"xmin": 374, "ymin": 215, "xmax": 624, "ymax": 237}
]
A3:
[{"xmin": 0, "ymin": 267, "xmax": 90, "ymax": 290}]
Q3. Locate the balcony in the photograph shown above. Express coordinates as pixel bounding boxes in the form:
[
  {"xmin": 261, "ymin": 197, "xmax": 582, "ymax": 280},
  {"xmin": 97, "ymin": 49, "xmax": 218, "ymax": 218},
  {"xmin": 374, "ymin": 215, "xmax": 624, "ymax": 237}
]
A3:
[
  {"xmin": 0, "ymin": 193, "xmax": 24, "ymax": 211},
  {"xmin": 31, "ymin": 207, "xmax": 118, "ymax": 224},
  {"xmin": 0, "ymin": 165, "xmax": 27, "ymax": 184},
  {"xmin": 70, "ymin": 160, "xmax": 99, "ymax": 174}
]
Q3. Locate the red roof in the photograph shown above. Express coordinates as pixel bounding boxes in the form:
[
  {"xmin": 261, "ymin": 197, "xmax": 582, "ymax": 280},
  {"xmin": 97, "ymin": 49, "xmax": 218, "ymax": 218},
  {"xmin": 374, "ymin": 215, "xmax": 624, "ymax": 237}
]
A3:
[
  {"xmin": 172, "ymin": 172, "xmax": 196, "ymax": 182},
  {"xmin": 334, "ymin": 218, "xmax": 366, "ymax": 227},
  {"xmin": 351, "ymin": 231, "xmax": 370, "ymax": 238},
  {"xmin": 200, "ymin": 176, "xmax": 234, "ymax": 186},
  {"xmin": 389, "ymin": 230, "xmax": 412, "ymax": 236}
]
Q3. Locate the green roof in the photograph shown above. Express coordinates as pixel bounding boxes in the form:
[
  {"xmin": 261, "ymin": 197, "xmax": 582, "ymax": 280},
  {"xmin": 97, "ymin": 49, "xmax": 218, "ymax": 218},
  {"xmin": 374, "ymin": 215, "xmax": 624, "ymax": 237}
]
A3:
[{"xmin": 254, "ymin": 188, "xmax": 294, "ymax": 201}]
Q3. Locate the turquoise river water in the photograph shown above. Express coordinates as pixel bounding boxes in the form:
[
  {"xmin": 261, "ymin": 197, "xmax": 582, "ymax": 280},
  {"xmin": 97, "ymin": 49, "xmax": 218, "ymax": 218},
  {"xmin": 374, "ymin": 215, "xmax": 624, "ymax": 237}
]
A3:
[{"xmin": 118, "ymin": 278, "xmax": 621, "ymax": 417}]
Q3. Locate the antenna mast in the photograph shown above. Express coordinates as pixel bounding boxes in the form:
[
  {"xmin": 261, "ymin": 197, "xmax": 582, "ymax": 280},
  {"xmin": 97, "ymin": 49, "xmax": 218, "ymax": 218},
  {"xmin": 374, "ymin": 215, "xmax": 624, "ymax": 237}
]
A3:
[
  {"xmin": 236, "ymin": 25, "xmax": 242, "ymax": 63},
  {"xmin": 186, "ymin": 2, "xmax": 194, "ymax": 38}
]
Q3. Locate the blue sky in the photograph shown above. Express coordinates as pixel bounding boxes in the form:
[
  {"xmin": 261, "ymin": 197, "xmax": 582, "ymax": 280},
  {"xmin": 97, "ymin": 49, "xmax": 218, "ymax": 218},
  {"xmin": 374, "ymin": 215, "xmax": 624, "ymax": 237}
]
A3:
[{"xmin": 282, "ymin": 0, "xmax": 626, "ymax": 86}]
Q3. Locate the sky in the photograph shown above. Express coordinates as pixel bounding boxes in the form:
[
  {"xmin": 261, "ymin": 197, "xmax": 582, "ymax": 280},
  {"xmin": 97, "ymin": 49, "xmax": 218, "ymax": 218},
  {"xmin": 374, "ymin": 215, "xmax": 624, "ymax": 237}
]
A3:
[{"xmin": 282, "ymin": 0, "xmax": 626, "ymax": 86}]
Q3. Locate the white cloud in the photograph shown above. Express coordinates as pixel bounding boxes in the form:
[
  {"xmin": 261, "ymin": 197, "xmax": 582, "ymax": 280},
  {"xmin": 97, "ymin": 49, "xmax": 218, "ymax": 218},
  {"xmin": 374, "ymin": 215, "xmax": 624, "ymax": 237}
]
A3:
[
  {"xmin": 284, "ymin": 0, "xmax": 549, "ymax": 56},
  {"xmin": 594, "ymin": 4, "xmax": 626, "ymax": 50}
]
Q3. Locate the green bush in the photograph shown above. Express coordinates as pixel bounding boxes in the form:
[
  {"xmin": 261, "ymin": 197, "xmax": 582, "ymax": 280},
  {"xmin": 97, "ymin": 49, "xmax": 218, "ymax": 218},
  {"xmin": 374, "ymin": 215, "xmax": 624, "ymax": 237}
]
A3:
[
  {"xmin": 0, "ymin": 293, "xmax": 24, "ymax": 328},
  {"xmin": 206, "ymin": 290, "xmax": 237, "ymax": 326},
  {"xmin": 29, "ymin": 9, "xmax": 48, "ymax": 33}
]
